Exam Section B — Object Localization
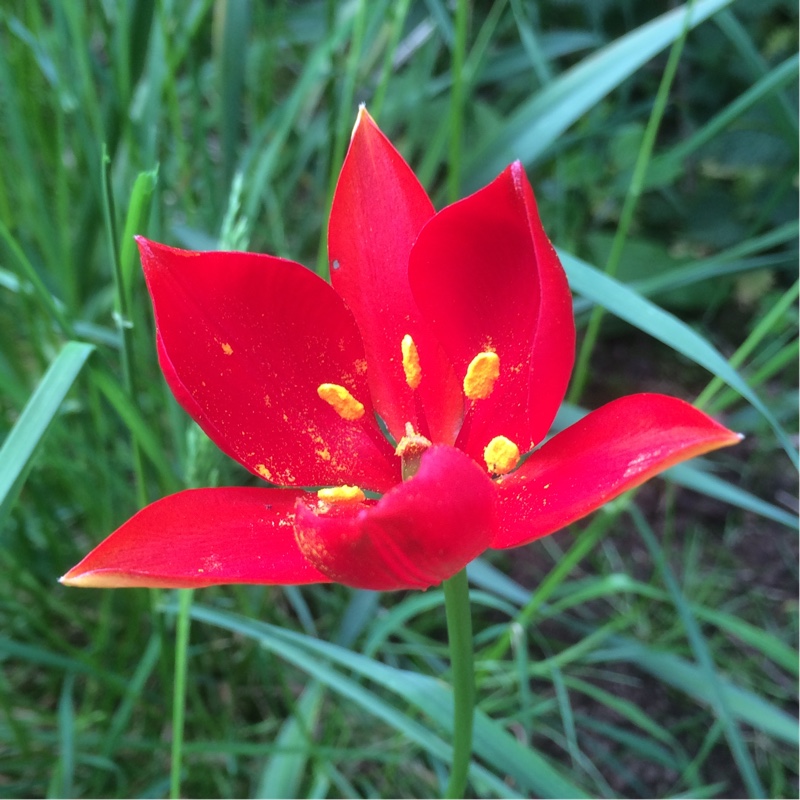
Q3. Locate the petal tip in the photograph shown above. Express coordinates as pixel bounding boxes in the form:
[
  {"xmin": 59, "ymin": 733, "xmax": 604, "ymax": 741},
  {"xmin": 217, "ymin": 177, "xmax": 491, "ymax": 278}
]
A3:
[
  {"xmin": 58, "ymin": 568, "xmax": 98, "ymax": 588},
  {"xmin": 352, "ymin": 104, "xmax": 374, "ymax": 140},
  {"xmin": 135, "ymin": 234, "xmax": 154, "ymax": 254}
]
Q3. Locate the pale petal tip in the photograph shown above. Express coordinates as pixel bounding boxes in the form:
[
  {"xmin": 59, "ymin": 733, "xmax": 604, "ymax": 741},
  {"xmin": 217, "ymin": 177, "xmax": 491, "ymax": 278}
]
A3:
[
  {"xmin": 352, "ymin": 104, "xmax": 374, "ymax": 140},
  {"xmin": 59, "ymin": 569, "xmax": 88, "ymax": 587},
  {"xmin": 59, "ymin": 568, "xmax": 117, "ymax": 588}
]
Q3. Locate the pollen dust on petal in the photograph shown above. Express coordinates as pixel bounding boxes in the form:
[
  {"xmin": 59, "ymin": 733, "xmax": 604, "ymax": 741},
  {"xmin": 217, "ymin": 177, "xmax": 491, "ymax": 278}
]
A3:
[
  {"xmin": 255, "ymin": 464, "xmax": 272, "ymax": 480},
  {"xmin": 221, "ymin": 342, "xmax": 233, "ymax": 355}
]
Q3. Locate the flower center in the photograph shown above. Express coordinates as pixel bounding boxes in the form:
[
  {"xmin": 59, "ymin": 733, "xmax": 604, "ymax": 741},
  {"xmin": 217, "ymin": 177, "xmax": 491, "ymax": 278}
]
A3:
[
  {"xmin": 463, "ymin": 351, "xmax": 499, "ymax": 400},
  {"xmin": 317, "ymin": 383, "xmax": 365, "ymax": 420},
  {"xmin": 395, "ymin": 422, "xmax": 432, "ymax": 481}
]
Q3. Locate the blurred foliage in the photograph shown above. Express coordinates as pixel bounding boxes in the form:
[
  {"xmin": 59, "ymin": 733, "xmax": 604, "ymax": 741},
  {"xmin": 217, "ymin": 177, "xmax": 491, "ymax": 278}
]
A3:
[{"xmin": 0, "ymin": 0, "xmax": 797, "ymax": 797}]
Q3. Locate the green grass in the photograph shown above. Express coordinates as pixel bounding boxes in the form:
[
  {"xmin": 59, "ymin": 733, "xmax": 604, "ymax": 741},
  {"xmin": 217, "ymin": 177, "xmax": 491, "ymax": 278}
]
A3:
[{"xmin": 0, "ymin": 0, "xmax": 797, "ymax": 797}]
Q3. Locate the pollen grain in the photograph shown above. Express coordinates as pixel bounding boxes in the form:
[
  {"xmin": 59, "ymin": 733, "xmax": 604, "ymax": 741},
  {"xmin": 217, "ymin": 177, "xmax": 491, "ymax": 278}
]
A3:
[
  {"xmin": 464, "ymin": 351, "xmax": 500, "ymax": 400},
  {"xmin": 317, "ymin": 383, "xmax": 365, "ymax": 420},
  {"xmin": 401, "ymin": 334, "xmax": 422, "ymax": 390}
]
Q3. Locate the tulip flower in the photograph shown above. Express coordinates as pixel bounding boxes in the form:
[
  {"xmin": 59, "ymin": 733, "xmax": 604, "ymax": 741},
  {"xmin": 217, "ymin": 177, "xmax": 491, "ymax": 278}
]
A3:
[{"xmin": 61, "ymin": 108, "xmax": 739, "ymax": 591}]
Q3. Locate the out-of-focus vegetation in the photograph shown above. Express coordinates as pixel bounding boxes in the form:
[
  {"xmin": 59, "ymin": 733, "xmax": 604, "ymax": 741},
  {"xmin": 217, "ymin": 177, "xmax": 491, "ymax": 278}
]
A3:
[{"xmin": 0, "ymin": 0, "xmax": 796, "ymax": 796}]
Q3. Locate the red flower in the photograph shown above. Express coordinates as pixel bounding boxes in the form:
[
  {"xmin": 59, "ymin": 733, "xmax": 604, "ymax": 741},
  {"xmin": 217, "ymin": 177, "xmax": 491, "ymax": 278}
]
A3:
[{"xmin": 62, "ymin": 109, "xmax": 740, "ymax": 591}]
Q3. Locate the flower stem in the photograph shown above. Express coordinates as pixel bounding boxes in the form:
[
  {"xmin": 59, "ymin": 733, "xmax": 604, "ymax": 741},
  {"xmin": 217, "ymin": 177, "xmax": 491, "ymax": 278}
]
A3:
[
  {"xmin": 170, "ymin": 588, "xmax": 193, "ymax": 799},
  {"xmin": 443, "ymin": 568, "xmax": 474, "ymax": 798}
]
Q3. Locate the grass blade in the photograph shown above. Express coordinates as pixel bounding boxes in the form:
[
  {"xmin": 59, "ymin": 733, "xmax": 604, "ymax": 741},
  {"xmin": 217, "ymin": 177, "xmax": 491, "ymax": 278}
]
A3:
[
  {"xmin": 560, "ymin": 250, "xmax": 798, "ymax": 467},
  {"xmin": 0, "ymin": 341, "xmax": 93, "ymax": 526},
  {"xmin": 632, "ymin": 506, "xmax": 776, "ymax": 797},
  {"xmin": 465, "ymin": 0, "xmax": 735, "ymax": 187},
  {"xmin": 173, "ymin": 602, "xmax": 590, "ymax": 799}
]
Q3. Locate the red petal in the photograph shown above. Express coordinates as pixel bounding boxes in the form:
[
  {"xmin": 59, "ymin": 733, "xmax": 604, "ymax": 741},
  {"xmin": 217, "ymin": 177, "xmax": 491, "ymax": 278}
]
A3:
[
  {"xmin": 138, "ymin": 238, "xmax": 399, "ymax": 492},
  {"xmin": 492, "ymin": 394, "xmax": 742, "ymax": 548},
  {"xmin": 60, "ymin": 488, "xmax": 331, "ymax": 588},
  {"xmin": 409, "ymin": 163, "xmax": 575, "ymax": 464},
  {"xmin": 329, "ymin": 108, "xmax": 463, "ymax": 445},
  {"xmin": 293, "ymin": 445, "xmax": 497, "ymax": 590}
]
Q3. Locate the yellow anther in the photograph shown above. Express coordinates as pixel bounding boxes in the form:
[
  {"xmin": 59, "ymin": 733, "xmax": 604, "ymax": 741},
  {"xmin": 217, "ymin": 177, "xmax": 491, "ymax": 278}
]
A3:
[
  {"xmin": 484, "ymin": 435, "xmax": 521, "ymax": 475},
  {"xmin": 401, "ymin": 334, "xmax": 422, "ymax": 390},
  {"xmin": 317, "ymin": 485, "xmax": 366, "ymax": 504},
  {"xmin": 463, "ymin": 351, "xmax": 500, "ymax": 400},
  {"xmin": 317, "ymin": 383, "xmax": 365, "ymax": 420}
]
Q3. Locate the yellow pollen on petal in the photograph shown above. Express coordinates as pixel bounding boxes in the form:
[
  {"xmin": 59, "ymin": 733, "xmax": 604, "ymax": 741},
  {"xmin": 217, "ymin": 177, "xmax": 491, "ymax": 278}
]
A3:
[
  {"xmin": 221, "ymin": 342, "xmax": 233, "ymax": 355},
  {"xmin": 484, "ymin": 436, "xmax": 521, "ymax": 475},
  {"xmin": 317, "ymin": 383, "xmax": 365, "ymax": 420},
  {"xmin": 401, "ymin": 334, "xmax": 422, "ymax": 390},
  {"xmin": 255, "ymin": 464, "xmax": 272, "ymax": 480},
  {"xmin": 463, "ymin": 351, "xmax": 500, "ymax": 400},
  {"xmin": 317, "ymin": 485, "xmax": 365, "ymax": 504}
]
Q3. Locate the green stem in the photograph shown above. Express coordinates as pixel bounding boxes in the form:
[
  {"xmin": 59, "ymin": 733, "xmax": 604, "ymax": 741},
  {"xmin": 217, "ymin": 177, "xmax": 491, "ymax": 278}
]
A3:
[
  {"xmin": 170, "ymin": 588, "xmax": 194, "ymax": 799},
  {"xmin": 442, "ymin": 568, "xmax": 474, "ymax": 798}
]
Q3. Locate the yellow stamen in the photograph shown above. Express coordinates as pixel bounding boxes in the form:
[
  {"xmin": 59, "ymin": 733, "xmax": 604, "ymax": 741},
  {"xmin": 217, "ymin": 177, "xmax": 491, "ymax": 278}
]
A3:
[
  {"xmin": 463, "ymin": 351, "xmax": 500, "ymax": 400},
  {"xmin": 484, "ymin": 435, "xmax": 521, "ymax": 475},
  {"xmin": 317, "ymin": 485, "xmax": 365, "ymax": 504},
  {"xmin": 317, "ymin": 383, "xmax": 365, "ymax": 420},
  {"xmin": 401, "ymin": 334, "xmax": 422, "ymax": 390}
]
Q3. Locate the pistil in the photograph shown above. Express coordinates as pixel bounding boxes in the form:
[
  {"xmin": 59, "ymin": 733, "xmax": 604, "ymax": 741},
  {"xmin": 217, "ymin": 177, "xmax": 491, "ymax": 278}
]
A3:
[{"xmin": 395, "ymin": 422, "xmax": 432, "ymax": 481}]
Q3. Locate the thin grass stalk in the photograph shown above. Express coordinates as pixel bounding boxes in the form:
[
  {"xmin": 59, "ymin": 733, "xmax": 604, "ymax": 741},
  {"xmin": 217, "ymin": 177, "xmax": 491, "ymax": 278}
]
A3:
[
  {"xmin": 709, "ymin": 338, "xmax": 800, "ymax": 414},
  {"xmin": 100, "ymin": 146, "xmax": 148, "ymax": 510},
  {"xmin": 632, "ymin": 506, "xmax": 766, "ymax": 797},
  {"xmin": 0, "ymin": 219, "xmax": 76, "ymax": 341},
  {"xmin": 447, "ymin": 0, "xmax": 469, "ymax": 204},
  {"xmin": 481, "ymin": 509, "xmax": 614, "ymax": 666},
  {"xmin": 569, "ymin": 1, "xmax": 696, "ymax": 402},
  {"xmin": 317, "ymin": 0, "xmax": 369, "ymax": 278},
  {"xmin": 370, "ymin": 0, "xmax": 412, "ymax": 119},
  {"xmin": 696, "ymin": 279, "xmax": 799, "ymax": 409}
]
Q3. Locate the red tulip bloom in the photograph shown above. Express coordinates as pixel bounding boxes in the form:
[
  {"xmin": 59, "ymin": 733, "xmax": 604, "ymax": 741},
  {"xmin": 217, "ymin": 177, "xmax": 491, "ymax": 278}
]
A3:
[{"xmin": 62, "ymin": 108, "xmax": 739, "ymax": 591}]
